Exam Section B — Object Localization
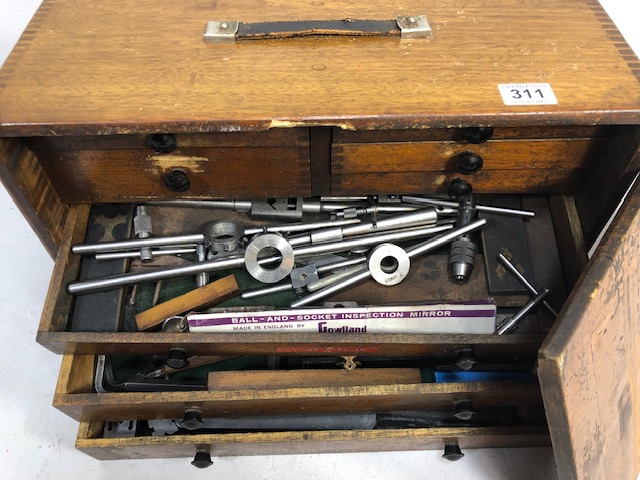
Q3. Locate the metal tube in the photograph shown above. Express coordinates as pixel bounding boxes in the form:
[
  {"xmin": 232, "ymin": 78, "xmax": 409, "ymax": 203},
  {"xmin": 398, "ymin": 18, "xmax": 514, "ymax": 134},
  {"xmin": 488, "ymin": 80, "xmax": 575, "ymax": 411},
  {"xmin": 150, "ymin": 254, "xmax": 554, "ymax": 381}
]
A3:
[
  {"xmin": 244, "ymin": 218, "xmax": 360, "ymax": 236},
  {"xmin": 341, "ymin": 208, "xmax": 438, "ymax": 237},
  {"xmin": 241, "ymin": 283, "xmax": 293, "ymax": 299},
  {"xmin": 497, "ymin": 254, "xmax": 559, "ymax": 317},
  {"xmin": 95, "ymin": 247, "xmax": 197, "ymax": 261},
  {"xmin": 294, "ymin": 224, "xmax": 452, "ymax": 258},
  {"xmin": 291, "ymin": 219, "xmax": 486, "ymax": 307},
  {"xmin": 401, "ymin": 196, "xmax": 535, "ymax": 218},
  {"xmin": 147, "ymin": 199, "xmax": 253, "ymax": 211},
  {"xmin": 67, "ymin": 255, "xmax": 245, "ymax": 295},
  {"xmin": 72, "ymin": 234, "xmax": 205, "ymax": 255},
  {"xmin": 496, "ymin": 288, "xmax": 550, "ymax": 335},
  {"xmin": 289, "ymin": 208, "xmax": 438, "ymax": 246}
]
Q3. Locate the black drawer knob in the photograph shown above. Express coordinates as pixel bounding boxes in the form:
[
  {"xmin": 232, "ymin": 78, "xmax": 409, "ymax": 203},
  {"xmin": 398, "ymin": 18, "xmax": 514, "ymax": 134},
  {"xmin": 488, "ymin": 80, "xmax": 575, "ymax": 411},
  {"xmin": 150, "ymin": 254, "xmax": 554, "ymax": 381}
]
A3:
[
  {"xmin": 453, "ymin": 400, "xmax": 477, "ymax": 421},
  {"xmin": 179, "ymin": 410, "xmax": 205, "ymax": 430},
  {"xmin": 457, "ymin": 151, "xmax": 484, "ymax": 175},
  {"xmin": 447, "ymin": 178, "xmax": 473, "ymax": 200},
  {"xmin": 464, "ymin": 126, "xmax": 494, "ymax": 144},
  {"xmin": 166, "ymin": 348, "xmax": 190, "ymax": 369},
  {"xmin": 191, "ymin": 450, "xmax": 213, "ymax": 468},
  {"xmin": 164, "ymin": 169, "xmax": 191, "ymax": 192},
  {"xmin": 148, "ymin": 133, "xmax": 177, "ymax": 153},
  {"xmin": 454, "ymin": 348, "xmax": 478, "ymax": 371},
  {"xmin": 443, "ymin": 444, "xmax": 465, "ymax": 461}
]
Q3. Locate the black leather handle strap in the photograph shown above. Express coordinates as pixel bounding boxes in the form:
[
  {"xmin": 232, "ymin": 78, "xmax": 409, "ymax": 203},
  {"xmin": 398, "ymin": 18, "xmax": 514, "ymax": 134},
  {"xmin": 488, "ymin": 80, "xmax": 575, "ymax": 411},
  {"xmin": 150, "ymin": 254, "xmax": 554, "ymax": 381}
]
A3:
[
  {"xmin": 203, "ymin": 16, "xmax": 431, "ymax": 43},
  {"xmin": 238, "ymin": 19, "xmax": 400, "ymax": 40}
]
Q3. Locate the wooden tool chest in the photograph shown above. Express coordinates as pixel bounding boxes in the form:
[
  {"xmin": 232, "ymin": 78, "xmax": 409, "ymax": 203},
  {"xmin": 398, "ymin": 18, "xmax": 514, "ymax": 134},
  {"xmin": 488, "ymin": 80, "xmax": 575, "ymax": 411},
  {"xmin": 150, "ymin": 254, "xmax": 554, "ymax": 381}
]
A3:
[{"xmin": 1, "ymin": 0, "xmax": 639, "ymax": 478}]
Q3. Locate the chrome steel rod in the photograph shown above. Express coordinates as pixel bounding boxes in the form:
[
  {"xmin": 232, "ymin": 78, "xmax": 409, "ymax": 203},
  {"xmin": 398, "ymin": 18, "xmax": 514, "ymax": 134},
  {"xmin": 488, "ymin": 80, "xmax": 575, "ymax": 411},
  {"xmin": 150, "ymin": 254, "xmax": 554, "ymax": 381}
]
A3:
[
  {"xmin": 241, "ymin": 283, "xmax": 293, "ymax": 299},
  {"xmin": 67, "ymin": 255, "xmax": 246, "ymax": 295},
  {"xmin": 288, "ymin": 208, "xmax": 438, "ymax": 246},
  {"xmin": 293, "ymin": 224, "xmax": 452, "ymax": 258},
  {"xmin": 147, "ymin": 199, "xmax": 253, "ymax": 211},
  {"xmin": 244, "ymin": 218, "xmax": 360, "ymax": 236},
  {"xmin": 95, "ymin": 247, "xmax": 197, "ymax": 261},
  {"xmin": 291, "ymin": 219, "xmax": 486, "ymax": 307},
  {"xmin": 72, "ymin": 234, "xmax": 205, "ymax": 255},
  {"xmin": 497, "ymin": 288, "xmax": 550, "ymax": 335},
  {"xmin": 401, "ymin": 196, "xmax": 535, "ymax": 218},
  {"xmin": 497, "ymin": 253, "xmax": 559, "ymax": 317}
]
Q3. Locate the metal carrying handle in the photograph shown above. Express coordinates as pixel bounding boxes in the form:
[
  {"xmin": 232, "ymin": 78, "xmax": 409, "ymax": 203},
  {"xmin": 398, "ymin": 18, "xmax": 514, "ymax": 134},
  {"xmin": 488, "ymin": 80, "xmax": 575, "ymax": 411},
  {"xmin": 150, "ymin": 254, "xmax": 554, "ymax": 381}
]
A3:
[{"xmin": 204, "ymin": 16, "xmax": 432, "ymax": 43}]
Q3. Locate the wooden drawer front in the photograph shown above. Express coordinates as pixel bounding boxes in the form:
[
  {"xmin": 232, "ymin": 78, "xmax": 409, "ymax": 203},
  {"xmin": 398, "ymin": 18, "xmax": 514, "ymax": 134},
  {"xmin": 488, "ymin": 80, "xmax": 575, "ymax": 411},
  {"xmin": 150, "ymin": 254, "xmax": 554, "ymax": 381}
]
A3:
[
  {"xmin": 57, "ymin": 355, "xmax": 549, "ymax": 460},
  {"xmin": 331, "ymin": 128, "xmax": 608, "ymax": 195},
  {"xmin": 76, "ymin": 422, "xmax": 550, "ymax": 461},
  {"xmin": 55, "ymin": 351, "xmax": 543, "ymax": 421},
  {"xmin": 37, "ymin": 199, "xmax": 561, "ymax": 356},
  {"xmin": 28, "ymin": 130, "xmax": 311, "ymax": 202}
]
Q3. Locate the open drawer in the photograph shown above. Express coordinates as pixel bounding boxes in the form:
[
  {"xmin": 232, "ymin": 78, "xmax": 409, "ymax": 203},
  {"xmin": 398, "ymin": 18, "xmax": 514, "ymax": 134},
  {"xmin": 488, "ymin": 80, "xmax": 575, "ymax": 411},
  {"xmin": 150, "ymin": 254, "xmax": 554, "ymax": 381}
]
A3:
[
  {"xmin": 56, "ymin": 353, "xmax": 550, "ymax": 463},
  {"xmin": 37, "ymin": 193, "xmax": 567, "ymax": 356}
]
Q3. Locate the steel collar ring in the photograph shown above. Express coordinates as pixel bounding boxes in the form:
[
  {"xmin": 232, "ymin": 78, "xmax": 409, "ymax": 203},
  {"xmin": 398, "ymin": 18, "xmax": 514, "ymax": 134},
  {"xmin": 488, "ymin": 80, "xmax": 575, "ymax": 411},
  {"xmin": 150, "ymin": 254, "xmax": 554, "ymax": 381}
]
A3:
[
  {"xmin": 244, "ymin": 233, "xmax": 295, "ymax": 284},
  {"xmin": 368, "ymin": 243, "xmax": 410, "ymax": 286}
]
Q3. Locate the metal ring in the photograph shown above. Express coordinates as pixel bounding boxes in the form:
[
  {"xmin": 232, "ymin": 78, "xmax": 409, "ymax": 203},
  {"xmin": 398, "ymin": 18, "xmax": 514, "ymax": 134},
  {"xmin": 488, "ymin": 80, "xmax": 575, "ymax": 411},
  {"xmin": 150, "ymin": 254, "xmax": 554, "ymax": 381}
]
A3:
[
  {"xmin": 202, "ymin": 220, "xmax": 244, "ymax": 252},
  {"xmin": 244, "ymin": 234, "xmax": 295, "ymax": 284},
  {"xmin": 368, "ymin": 243, "xmax": 410, "ymax": 286}
]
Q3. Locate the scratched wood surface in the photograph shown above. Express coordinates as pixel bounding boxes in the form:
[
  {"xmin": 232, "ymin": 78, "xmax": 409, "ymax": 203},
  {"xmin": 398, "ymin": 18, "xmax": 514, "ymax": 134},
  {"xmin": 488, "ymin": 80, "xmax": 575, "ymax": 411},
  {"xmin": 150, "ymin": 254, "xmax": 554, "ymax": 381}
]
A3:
[
  {"xmin": 0, "ymin": 0, "xmax": 638, "ymax": 135},
  {"xmin": 55, "ymin": 380, "xmax": 543, "ymax": 422},
  {"xmin": 0, "ymin": 139, "xmax": 68, "ymax": 256},
  {"xmin": 538, "ymin": 181, "xmax": 640, "ymax": 480},
  {"xmin": 75, "ymin": 422, "xmax": 550, "ymax": 460}
]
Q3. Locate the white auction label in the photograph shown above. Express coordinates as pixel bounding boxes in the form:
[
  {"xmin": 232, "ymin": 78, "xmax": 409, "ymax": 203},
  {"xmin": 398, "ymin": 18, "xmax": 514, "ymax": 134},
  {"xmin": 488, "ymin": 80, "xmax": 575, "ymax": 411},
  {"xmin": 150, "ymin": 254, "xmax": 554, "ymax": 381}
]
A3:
[{"xmin": 498, "ymin": 83, "xmax": 558, "ymax": 105}]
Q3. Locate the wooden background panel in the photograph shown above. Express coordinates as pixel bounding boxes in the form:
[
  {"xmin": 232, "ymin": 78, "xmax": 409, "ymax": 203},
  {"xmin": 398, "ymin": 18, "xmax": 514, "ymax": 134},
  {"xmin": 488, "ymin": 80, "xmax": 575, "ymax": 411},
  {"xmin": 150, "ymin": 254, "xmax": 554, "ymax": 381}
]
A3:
[
  {"xmin": 331, "ymin": 169, "xmax": 587, "ymax": 195},
  {"xmin": 37, "ymin": 147, "xmax": 311, "ymax": 202},
  {"xmin": 332, "ymin": 139, "xmax": 604, "ymax": 173},
  {"xmin": 0, "ymin": 0, "xmax": 638, "ymax": 134},
  {"xmin": 538, "ymin": 182, "xmax": 640, "ymax": 480}
]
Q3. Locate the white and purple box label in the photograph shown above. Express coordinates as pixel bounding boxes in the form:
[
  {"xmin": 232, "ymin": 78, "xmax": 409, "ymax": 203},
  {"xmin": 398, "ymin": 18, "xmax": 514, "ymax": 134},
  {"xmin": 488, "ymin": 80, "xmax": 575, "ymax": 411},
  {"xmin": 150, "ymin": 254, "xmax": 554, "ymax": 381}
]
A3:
[{"xmin": 187, "ymin": 300, "xmax": 497, "ymax": 334}]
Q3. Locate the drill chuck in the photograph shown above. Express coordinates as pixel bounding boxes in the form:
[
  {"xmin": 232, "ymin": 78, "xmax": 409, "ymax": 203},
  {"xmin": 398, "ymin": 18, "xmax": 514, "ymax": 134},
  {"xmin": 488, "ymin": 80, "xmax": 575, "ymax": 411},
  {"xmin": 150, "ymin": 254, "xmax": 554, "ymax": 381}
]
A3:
[
  {"xmin": 448, "ymin": 191, "xmax": 478, "ymax": 284},
  {"xmin": 449, "ymin": 236, "xmax": 477, "ymax": 283}
]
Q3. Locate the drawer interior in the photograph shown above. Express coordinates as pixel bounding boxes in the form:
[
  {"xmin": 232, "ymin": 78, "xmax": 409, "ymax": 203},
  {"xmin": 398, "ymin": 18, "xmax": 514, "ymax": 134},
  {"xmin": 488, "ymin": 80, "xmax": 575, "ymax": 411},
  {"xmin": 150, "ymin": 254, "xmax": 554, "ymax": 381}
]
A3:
[{"xmin": 37, "ymin": 193, "xmax": 567, "ymax": 356}]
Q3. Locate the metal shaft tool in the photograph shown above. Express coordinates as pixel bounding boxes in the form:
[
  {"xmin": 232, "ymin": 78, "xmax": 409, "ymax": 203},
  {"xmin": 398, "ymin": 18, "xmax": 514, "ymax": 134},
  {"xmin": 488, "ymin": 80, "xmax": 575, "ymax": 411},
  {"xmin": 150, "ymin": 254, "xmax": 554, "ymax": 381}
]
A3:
[
  {"xmin": 497, "ymin": 253, "xmax": 559, "ymax": 317},
  {"xmin": 401, "ymin": 196, "xmax": 535, "ymax": 218},
  {"xmin": 288, "ymin": 208, "xmax": 438, "ymax": 246},
  {"xmin": 290, "ymin": 218, "xmax": 487, "ymax": 307},
  {"xmin": 95, "ymin": 247, "xmax": 197, "ymax": 261},
  {"xmin": 496, "ymin": 288, "xmax": 550, "ymax": 334},
  {"xmin": 68, "ymin": 224, "xmax": 451, "ymax": 295}
]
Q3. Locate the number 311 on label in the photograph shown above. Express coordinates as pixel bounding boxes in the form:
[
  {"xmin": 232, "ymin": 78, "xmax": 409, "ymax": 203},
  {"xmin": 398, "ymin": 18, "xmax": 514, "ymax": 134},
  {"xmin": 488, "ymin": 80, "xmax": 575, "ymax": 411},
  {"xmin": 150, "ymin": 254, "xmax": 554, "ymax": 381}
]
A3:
[{"xmin": 498, "ymin": 83, "xmax": 558, "ymax": 106}]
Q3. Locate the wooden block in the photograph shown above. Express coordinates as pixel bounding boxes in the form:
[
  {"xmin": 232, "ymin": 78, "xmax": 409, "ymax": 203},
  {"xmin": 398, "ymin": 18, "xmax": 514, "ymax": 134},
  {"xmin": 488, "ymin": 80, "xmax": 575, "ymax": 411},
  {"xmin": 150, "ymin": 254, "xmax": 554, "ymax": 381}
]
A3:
[
  {"xmin": 208, "ymin": 368, "xmax": 422, "ymax": 391},
  {"xmin": 135, "ymin": 274, "xmax": 240, "ymax": 331}
]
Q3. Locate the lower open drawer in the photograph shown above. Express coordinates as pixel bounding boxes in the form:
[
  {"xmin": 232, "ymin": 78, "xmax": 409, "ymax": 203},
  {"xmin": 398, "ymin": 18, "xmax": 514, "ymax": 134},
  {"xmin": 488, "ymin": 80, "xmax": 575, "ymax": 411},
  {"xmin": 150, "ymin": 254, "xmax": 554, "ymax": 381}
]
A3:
[{"xmin": 56, "ymin": 354, "xmax": 550, "ymax": 464}]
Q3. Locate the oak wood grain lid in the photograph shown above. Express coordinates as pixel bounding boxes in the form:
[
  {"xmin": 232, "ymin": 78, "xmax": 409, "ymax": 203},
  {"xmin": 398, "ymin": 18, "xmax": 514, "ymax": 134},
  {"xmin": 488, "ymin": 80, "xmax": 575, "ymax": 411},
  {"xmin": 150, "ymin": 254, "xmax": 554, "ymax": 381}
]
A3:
[{"xmin": 0, "ymin": 0, "xmax": 638, "ymax": 135}]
